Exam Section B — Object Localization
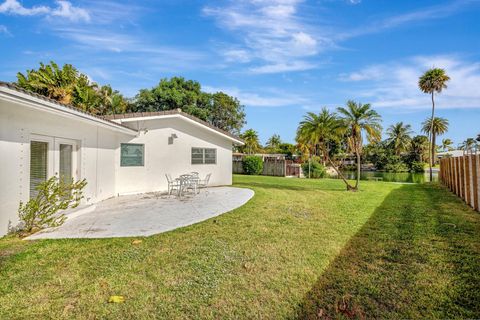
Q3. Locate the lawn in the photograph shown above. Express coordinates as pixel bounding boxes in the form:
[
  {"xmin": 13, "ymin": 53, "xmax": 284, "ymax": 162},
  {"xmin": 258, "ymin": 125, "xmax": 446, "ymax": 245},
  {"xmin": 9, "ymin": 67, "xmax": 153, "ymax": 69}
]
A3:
[{"xmin": 0, "ymin": 176, "xmax": 479, "ymax": 319}]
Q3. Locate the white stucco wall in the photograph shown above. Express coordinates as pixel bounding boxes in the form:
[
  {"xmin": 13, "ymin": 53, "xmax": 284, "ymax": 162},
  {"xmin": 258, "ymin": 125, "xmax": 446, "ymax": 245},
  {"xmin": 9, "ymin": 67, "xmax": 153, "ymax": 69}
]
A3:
[
  {"xmin": 0, "ymin": 99, "xmax": 130, "ymax": 235},
  {"xmin": 115, "ymin": 117, "xmax": 233, "ymax": 195}
]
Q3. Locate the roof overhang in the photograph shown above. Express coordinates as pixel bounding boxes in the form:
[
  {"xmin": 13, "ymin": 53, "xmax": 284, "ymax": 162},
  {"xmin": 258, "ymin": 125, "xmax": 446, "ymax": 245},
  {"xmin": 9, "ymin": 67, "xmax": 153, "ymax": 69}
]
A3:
[
  {"xmin": 113, "ymin": 114, "xmax": 245, "ymax": 145},
  {"xmin": 0, "ymin": 85, "xmax": 137, "ymax": 136}
]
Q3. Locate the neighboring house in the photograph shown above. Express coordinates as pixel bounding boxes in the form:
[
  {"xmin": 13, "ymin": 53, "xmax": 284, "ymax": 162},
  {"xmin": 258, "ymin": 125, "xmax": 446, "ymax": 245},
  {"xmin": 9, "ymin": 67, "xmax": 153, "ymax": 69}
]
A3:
[
  {"xmin": 0, "ymin": 82, "xmax": 243, "ymax": 236},
  {"xmin": 437, "ymin": 150, "xmax": 476, "ymax": 159}
]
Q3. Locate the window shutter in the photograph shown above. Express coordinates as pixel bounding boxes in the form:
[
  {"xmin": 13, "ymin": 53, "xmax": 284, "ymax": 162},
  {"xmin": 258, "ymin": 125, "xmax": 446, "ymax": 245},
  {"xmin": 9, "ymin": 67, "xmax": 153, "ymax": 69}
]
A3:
[{"xmin": 30, "ymin": 141, "xmax": 48, "ymax": 198}]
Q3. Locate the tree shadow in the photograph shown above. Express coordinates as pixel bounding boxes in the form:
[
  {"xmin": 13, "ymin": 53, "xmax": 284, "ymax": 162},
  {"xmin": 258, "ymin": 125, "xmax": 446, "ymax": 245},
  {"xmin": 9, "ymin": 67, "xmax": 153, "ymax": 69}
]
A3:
[
  {"xmin": 234, "ymin": 179, "xmax": 349, "ymax": 192},
  {"xmin": 295, "ymin": 183, "xmax": 480, "ymax": 319}
]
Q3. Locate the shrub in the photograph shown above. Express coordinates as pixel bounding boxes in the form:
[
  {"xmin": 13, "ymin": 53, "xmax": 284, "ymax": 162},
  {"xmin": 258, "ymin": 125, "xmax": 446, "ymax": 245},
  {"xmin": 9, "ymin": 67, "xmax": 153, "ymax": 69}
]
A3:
[
  {"xmin": 242, "ymin": 156, "xmax": 263, "ymax": 175},
  {"xmin": 17, "ymin": 176, "xmax": 87, "ymax": 234},
  {"xmin": 410, "ymin": 161, "xmax": 426, "ymax": 173},
  {"xmin": 384, "ymin": 162, "xmax": 409, "ymax": 172},
  {"xmin": 301, "ymin": 160, "xmax": 327, "ymax": 178}
]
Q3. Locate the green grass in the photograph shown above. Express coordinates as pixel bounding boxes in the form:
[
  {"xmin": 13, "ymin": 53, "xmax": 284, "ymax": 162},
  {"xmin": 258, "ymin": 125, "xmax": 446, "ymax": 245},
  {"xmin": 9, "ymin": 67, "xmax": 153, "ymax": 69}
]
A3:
[{"xmin": 0, "ymin": 175, "xmax": 479, "ymax": 319}]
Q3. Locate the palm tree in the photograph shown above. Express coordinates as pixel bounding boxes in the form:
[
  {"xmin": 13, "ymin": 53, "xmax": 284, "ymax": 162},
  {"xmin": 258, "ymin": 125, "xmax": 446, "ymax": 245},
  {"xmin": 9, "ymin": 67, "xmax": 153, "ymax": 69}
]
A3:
[
  {"xmin": 266, "ymin": 134, "xmax": 282, "ymax": 152},
  {"xmin": 418, "ymin": 68, "xmax": 450, "ymax": 181},
  {"xmin": 296, "ymin": 108, "xmax": 354, "ymax": 190},
  {"xmin": 459, "ymin": 138, "xmax": 478, "ymax": 154},
  {"xmin": 337, "ymin": 101, "xmax": 382, "ymax": 189},
  {"xmin": 441, "ymin": 138, "xmax": 453, "ymax": 152},
  {"xmin": 386, "ymin": 122, "xmax": 413, "ymax": 155},
  {"xmin": 240, "ymin": 129, "xmax": 261, "ymax": 154},
  {"xmin": 421, "ymin": 117, "xmax": 449, "ymax": 167}
]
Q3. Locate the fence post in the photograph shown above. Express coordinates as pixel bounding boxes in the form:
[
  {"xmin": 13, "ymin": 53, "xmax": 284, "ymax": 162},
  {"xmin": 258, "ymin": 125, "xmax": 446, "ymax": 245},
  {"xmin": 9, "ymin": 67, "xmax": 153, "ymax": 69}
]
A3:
[
  {"xmin": 465, "ymin": 156, "xmax": 471, "ymax": 206},
  {"xmin": 474, "ymin": 155, "xmax": 479, "ymax": 211}
]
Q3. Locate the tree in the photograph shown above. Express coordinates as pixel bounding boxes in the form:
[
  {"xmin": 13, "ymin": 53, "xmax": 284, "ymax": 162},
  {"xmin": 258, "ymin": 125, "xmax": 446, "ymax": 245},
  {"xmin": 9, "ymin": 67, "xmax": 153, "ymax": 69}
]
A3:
[
  {"xmin": 133, "ymin": 77, "xmax": 246, "ymax": 133},
  {"xmin": 386, "ymin": 122, "xmax": 413, "ymax": 156},
  {"xmin": 441, "ymin": 138, "xmax": 453, "ymax": 152},
  {"xmin": 418, "ymin": 68, "xmax": 450, "ymax": 181},
  {"xmin": 337, "ymin": 101, "xmax": 382, "ymax": 190},
  {"xmin": 421, "ymin": 117, "xmax": 449, "ymax": 166},
  {"xmin": 459, "ymin": 138, "xmax": 478, "ymax": 154},
  {"xmin": 16, "ymin": 61, "xmax": 130, "ymax": 115},
  {"xmin": 410, "ymin": 135, "xmax": 429, "ymax": 163},
  {"xmin": 239, "ymin": 129, "xmax": 261, "ymax": 154},
  {"xmin": 296, "ymin": 108, "xmax": 355, "ymax": 190},
  {"xmin": 266, "ymin": 134, "xmax": 282, "ymax": 152}
]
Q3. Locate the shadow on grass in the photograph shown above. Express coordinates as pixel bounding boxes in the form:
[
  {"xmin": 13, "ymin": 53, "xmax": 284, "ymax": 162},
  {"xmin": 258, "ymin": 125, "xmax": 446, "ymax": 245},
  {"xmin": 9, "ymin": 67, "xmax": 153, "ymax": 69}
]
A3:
[
  {"xmin": 295, "ymin": 183, "xmax": 480, "ymax": 319},
  {"xmin": 234, "ymin": 179, "xmax": 348, "ymax": 192}
]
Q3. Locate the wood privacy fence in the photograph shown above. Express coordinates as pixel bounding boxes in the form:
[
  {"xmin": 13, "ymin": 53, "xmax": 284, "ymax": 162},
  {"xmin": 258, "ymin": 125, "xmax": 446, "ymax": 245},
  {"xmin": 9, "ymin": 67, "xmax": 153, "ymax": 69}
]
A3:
[
  {"xmin": 440, "ymin": 155, "xmax": 480, "ymax": 212},
  {"xmin": 233, "ymin": 158, "xmax": 301, "ymax": 177}
]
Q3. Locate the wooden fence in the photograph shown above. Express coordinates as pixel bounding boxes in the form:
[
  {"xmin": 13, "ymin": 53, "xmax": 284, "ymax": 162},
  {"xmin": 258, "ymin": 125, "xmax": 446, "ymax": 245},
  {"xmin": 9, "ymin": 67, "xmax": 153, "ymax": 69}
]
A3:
[
  {"xmin": 233, "ymin": 158, "xmax": 301, "ymax": 177},
  {"xmin": 440, "ymin": 155, "xmax": 480, "ymax": 212}
]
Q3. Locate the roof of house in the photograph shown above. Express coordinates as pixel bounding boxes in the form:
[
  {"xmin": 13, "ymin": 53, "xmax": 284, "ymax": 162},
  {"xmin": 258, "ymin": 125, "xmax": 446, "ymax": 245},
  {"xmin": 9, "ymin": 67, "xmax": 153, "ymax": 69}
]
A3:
[
  {"xmin": 103, "ymin": 110, "xmax": 244, "ymax": 144},
  {"xmin": 0, "ymin": 81, "xmax": 243, "ymax": 144},
  {"xmin": 0, "ymin": 81, "xmax": 137, "ymax": 135}
]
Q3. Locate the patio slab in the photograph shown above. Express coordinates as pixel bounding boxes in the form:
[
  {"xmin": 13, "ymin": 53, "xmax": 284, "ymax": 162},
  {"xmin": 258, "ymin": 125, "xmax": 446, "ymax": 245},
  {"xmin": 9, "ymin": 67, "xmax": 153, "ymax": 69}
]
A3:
[{"xmin": 26, "ymin": 187, "xmax": 254, "ymax": 239}]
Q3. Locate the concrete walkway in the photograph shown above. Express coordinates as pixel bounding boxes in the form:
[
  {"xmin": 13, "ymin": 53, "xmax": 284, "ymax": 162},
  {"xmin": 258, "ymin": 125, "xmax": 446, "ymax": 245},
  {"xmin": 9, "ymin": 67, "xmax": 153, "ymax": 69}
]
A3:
[{"xmin": 26, "ymin": 187, "xmax": 254, "ymax": 239}]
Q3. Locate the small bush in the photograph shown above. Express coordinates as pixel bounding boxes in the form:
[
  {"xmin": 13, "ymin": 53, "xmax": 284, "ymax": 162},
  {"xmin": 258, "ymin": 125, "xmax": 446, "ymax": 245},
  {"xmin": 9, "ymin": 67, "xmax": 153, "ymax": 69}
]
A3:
[
  {"xmin": 410, "ymin": 161, "xmax": 426, "ymax": 173},
  {"xmin": 17, "ymin": 176, "xmax": 87, "ymax": 234},
  {"xmin": 242, "ymin": 156, "xmax": 263, "ymax": 175},
  {"xmin": 302, "ymin": 160, "xmax": 327, "ymax": 178},
  {"xmin": 384, "ymin": 162, "xmax": 409, "ymax": 172}
]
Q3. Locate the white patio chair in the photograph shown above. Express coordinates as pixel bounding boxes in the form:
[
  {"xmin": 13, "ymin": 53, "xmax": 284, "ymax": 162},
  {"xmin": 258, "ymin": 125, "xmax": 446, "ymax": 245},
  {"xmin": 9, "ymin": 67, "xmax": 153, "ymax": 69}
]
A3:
[
  {"xmin": 197, "ymin": 173, "xmax": 211, "ymax": 189},
  {"xmin": 165, "ymin": 174, "xmax": 181, "ymax": 196}
]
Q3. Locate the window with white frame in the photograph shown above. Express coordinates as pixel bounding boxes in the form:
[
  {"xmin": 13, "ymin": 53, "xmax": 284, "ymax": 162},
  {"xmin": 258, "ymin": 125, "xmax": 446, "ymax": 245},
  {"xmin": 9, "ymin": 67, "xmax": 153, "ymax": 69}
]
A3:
[{"xmin": 191, "ymin": 148, "xmax": 216, "ymax": 165}]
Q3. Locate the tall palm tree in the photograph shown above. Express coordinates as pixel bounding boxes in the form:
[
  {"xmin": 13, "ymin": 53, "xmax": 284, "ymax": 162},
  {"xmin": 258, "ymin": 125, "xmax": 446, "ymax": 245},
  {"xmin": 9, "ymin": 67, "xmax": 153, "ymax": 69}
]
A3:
[
  {"xmin": 337, "ymin": 101, "xmax": 382, "ymax": 189},
  {"xmin": 421, "ymin": 117, "xmax": 449, "ymax": 167},
  {"xmin": 418, "ymin": 68, "xmax": 450, "ymax": 181},
  {"xmin": 441, "ymin": 138, "xmax": 453, "ymax": 152},
  {"xmin": 266, "ymin": 134, "xmax": 282, "ymax": 151},
  {"xmin": 296, "ymin": 108, "xmax": 354, "ymax": 190},
  {"xmin": 386, "ymin": 122, "xmax": 413, "ymax": 155},
  {"xmin": 240, "ymin": 129, "xmax": 261, "ymax": 154}
]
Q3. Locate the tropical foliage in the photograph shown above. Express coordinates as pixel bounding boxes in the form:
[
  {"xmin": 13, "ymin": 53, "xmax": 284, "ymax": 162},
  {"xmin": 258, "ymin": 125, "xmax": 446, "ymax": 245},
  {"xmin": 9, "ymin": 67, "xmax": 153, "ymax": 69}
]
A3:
[
  {"xmin": 242, "ymin": 156, "xmax": 263, "ymax": 175},
  {"xmin": 386, "ymin": 122, "xmax": 413, "ymax": 155},
  {"xmin": 337, "ymin": 101, "xmax": 382, "ymax": 189},
  {"xmin": 421, "ymin": 116, "xmax": 449, "ymax": 165},
  {"xmin": 418, "ymin": 67, "xmax": 450, "ymax": 181},
  {"xmin": 239, "ymin": 129, "xmax": 261, "ymax": 154},
  {"xmin": 17, "ymin": 62, "xmax": 130, "ymax": 115}
]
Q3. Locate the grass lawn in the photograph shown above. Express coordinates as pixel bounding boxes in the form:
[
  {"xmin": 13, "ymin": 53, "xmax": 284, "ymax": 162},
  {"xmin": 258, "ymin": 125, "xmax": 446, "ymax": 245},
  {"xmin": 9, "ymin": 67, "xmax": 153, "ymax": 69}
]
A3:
[{"xmin": 1, "ymin": 175, "xmax": 479, "ymax": 319}]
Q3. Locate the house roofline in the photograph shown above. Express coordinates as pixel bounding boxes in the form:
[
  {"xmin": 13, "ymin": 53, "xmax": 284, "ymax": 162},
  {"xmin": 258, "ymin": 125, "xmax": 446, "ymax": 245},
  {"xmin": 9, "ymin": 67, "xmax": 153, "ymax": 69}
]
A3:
[
  {"xmin": 0, "ymin": 82, "xmax": 138, "ymax": 136},
  {"xmin": 104, "ymin": 110, "xmax": 244, "ymax": 145}
]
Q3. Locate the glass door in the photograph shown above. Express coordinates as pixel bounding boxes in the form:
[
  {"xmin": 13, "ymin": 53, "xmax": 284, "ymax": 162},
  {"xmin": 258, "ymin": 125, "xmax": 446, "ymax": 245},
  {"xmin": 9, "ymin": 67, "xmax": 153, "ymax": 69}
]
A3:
[{"xmin": 55, "ymin": 138, "xmax": 78, "ymax": 184}]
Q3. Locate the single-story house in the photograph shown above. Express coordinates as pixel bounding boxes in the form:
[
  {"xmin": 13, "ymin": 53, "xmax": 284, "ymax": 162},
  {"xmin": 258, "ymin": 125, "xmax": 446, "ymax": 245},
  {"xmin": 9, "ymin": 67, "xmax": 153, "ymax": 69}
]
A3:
[{"xmin": 0, "ymin": 82, "xmax": 244, "ymax": 236}]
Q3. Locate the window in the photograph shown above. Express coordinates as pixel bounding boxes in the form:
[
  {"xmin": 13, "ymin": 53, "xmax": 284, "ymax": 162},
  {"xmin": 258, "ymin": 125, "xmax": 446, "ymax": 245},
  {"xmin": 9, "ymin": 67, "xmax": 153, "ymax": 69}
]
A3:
[
  {"xmin": 191, "ymin": 148, "xmax": 216, "ymax": 165},
  {"xmin": 30, "ymin": 141, "xmax": 48, "ymax": 199},
  {"xmin": 121, "ymin": 143, "xmax": 144, "ymax": 167}
]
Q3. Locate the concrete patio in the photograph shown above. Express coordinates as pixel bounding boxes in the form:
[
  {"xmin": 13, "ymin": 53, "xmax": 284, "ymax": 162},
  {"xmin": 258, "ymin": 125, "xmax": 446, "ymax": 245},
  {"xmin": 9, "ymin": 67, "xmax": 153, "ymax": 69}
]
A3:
[{"xmin": 26, "ymin": 187, "xmax": 254, "ymax": 239}]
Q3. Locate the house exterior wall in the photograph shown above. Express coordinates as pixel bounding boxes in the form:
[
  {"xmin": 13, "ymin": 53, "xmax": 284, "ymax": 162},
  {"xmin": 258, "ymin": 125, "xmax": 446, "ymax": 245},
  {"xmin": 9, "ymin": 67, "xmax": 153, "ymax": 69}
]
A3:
[
  {"xmin": 0, "ymin": 99, "xmax": 129, "ymax": 235},
  {"xmin": 115, "ymin": 117, "xmax": 233, "ymax": 195}
]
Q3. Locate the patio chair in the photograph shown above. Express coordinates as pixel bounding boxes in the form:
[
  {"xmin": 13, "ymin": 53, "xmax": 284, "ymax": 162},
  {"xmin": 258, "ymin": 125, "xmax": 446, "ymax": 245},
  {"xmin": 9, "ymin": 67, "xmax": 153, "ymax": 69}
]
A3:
[
  {"xmin": 166, "ymin": 174, "xmax": 181, "ymax": 195},
  {"xmin": 197, "ymin": 173, "xmax": 211, "ymax": 189}
]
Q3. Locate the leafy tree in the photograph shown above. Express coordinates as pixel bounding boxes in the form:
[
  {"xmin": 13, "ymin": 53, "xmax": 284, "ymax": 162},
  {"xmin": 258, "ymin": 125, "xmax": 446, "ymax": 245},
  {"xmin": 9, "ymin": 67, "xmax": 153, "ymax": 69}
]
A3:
[
  {"xmin": 133, "ymin": 77, "xmax": 245, "ymax": 133},
  {"xmin": 409, "ymin": 135, "xmax": 429, "ymax": 163},
  {"xmin": 418, "ymin": 68, "xmax": 450, "ymax": 181},
  {"xmin": 441, "ymin": 138, "xmax": 453, "ymax": 152},
  {"xmin": 266, "ymin": 134, "xmax": 282, "ymax": 152},
  {"xmin": 296, "ymin": 108, "xmax": 354, "ymax": 190},
  {"xmin": 337, "ymin": 101, "xmax": 382, "ymax": 190},
  {"xmin": 421, "ymin": 117, "xmax": 448, "ymax": 167},
  {"xmin": 239, "ymin": 129, "xmax": 261, "ymax": 154},
  {"xmin": 386, "ymin": 122, "xmax": 413, "ymax": 155},
  {"xmin": 16, "ymin": 61, "xmax": 130, "ymax": 115}
]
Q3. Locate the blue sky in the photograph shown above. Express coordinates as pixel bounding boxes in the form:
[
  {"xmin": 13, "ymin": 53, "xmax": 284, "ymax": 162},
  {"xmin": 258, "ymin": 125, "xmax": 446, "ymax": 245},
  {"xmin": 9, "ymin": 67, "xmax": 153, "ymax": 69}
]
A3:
[{"xmin": 1, "ymin": 0, "xmax": 479, "ymax": 146}]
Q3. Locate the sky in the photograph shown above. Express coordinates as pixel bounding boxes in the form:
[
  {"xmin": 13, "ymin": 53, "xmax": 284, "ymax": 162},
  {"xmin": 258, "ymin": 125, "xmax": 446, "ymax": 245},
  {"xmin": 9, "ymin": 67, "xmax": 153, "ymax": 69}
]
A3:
[{"xmin": 1, "ymin": 0, "xmax": 479, "ymax": 146}]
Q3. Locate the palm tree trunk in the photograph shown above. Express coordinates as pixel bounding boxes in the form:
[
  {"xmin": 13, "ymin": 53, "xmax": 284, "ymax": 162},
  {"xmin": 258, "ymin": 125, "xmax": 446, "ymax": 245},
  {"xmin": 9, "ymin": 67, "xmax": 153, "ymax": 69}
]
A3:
[
  {"xmin": 429, "ymin": 91, "xmax": 435, "ymax": 182},
  {"xmin": 326, "ymin": 156, "xmax": 355, "ymax": 191},
  {"xmin": 355, "ymin": 150, "xmax": 361, "ymax": 189}
]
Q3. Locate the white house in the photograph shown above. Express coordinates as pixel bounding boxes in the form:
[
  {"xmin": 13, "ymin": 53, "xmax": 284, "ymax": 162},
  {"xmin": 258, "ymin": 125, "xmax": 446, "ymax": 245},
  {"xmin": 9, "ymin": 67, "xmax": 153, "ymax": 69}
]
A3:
[{"xmin": 0, "ymin": 82, "xmax": 243, "ymax": 236}]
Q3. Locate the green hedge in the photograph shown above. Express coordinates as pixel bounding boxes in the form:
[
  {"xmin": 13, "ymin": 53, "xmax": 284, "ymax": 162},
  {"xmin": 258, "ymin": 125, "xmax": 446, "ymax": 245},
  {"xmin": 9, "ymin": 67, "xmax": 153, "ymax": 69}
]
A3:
[
  {"xmin": 242, "ymin": 156, "xmax": 263, "ymax": 175},
  {"xmin": 301, "ymin": 160, "xmax": 327, "ymax": 178}
]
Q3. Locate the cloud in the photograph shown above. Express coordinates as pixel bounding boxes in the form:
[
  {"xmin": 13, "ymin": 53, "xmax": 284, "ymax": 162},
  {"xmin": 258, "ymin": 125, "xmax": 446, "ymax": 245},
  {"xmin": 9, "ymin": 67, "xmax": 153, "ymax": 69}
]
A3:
[
  {"xmin": 203, "ymin": 0, "xmax": 324, "ymax": 73},
  {"xmin": 342, "ymin": 55, "xmax": 480, "ymax": 110},
  {"xmin": 0, "ymin": 0, "xmax": 90, "ymax": 22},
  {"xmin": 203, "ymin": 85, "xmax": 309, "ymax": 107},
  {"xmin": 0, "ymin": 24, "xmax": 10, "ymax": 35}
]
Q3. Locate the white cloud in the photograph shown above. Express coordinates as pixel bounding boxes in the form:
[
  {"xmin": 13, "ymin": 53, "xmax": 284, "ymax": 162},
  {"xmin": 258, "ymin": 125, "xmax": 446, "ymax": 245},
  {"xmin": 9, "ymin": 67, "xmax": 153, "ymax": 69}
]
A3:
[
  {"xmin": 0, "ymin": 0, "xmax": 89, "ymax": 22},
  {"xmin": 203, "ymin": 85, "xmax": 309, "ymax": 107},
  {"xmin": 0, "ymin": 24, "xmax": 10, "ymax": 35},
  {"xmin": 342, "ymin": 55, "xmax": 480, "ymax": 110},
  {"xmin": 203, "ymin": 0, "xmax": 323, "ymax": 73}
]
